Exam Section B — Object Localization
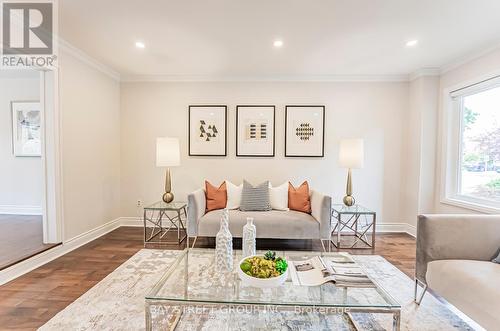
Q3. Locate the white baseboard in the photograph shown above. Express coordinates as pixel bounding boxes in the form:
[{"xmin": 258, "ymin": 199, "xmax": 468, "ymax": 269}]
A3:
[
  {"xmin": 376, "ymin": 223, "xmax": 416, "ymax": 237},
  {"xmin": 0, "ymin": 216, "xmax": 416, "ymax": 285},
  {"xmin": 0, "ymin": 205, "xmax": 43, "ymax": 215},
  {"xmin": 119, "ymin": 217, "xmax": 143, "ymax": 227},
  {"xmin": 0, "ymin": 217, "xmax": 122, "ymax": 285}
]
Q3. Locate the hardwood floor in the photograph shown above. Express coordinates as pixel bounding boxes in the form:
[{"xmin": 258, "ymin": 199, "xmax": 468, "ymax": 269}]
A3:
[
  {"xmin": 0, "ymin": 227, "xmax": 415, "ymax": 330},
  {"xmin": 0, "ymin": 215, "xmax": 59, "ymax": 270}
]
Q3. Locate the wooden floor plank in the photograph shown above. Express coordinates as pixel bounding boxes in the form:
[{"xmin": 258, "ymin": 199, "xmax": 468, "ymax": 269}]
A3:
[{"xmin": 0, "ymin": 227, "xmax": 415, "ymax": 330}]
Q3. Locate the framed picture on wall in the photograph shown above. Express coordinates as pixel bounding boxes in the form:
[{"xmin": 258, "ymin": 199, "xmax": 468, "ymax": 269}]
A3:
[
  {"xmin": 188, "ymin": 105, "xmax": 227, "ymax": 156},
  {"xmin": 11, "ymin": 101, "xmax": 41, "ymax": 157},
  {"xmin": 285, "ymin": 105, "xmax": 325, "ymax": 157},
  {"xmin": 236, "ymin": 105, "xmax": 275, "ymax": 157}
]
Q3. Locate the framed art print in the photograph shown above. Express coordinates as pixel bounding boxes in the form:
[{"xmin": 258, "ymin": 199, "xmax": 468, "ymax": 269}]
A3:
[
  {"xmin": 236, "ymin": 105, "xmax": 275, "ymax": 157},
  {"xmin": 189, "ymin": 105, "xmax": 227, "ymax": 156},
  {"xmin": 11, "ymin": 101, "xmax": 42, "ymax": 157},
  {"xmin": 285, "ymin": 105, "xmax": 325, "ymax": 157}
]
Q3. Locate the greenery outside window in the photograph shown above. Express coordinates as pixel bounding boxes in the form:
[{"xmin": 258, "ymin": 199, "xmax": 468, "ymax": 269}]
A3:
[{"xmin": 444, "ymin": 76, "xmax": 500, "ymax": 211}]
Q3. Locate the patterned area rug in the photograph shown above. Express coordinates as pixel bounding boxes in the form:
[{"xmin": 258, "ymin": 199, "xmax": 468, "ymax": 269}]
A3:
[{"xmin": 39, "ymin": 249, "xmax": 473, "ymax": 331}]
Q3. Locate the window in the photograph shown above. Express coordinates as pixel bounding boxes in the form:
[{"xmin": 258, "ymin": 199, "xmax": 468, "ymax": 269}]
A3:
[{"xmin": 445, "ymin": 76, "xmax": 500, "ymax": 211}]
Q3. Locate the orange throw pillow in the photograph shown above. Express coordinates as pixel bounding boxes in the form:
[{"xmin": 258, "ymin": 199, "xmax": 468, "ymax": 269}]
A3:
[
  {"xmin": 205, "ymin": 181, "xmax": 227, "ymax": 212},
  {"xmin": 288, "ymin": 181, "xmax": 311, "ymax": 213}
]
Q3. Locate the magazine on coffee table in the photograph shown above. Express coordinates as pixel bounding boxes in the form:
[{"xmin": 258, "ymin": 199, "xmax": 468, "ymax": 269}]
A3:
[{"xmin": 288, "ymin": 254, "xmax": 375, "ymax": 288}]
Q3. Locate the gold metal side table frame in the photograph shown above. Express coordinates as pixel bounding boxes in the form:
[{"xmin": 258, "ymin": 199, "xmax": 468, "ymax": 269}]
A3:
[
  {"xmin": 331, "ymin": 204, "xmax": 376, "ymax": 249},
  {"xmin": 143, "ymin": 201, "xmax": 187, "ymax": 246}
]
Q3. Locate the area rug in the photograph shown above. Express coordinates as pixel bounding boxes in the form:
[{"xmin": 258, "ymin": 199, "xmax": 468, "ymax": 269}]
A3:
[{"xmin": 39, "ymin": 249, "xmax": 473, "ymax": 331}]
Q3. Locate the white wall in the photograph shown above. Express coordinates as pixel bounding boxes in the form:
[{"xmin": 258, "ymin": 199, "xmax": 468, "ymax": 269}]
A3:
[
  {"xmin": 120, "ymin": 81, "xmax": 409, "ymax": 226},
  {"xmin": 59, "ymin": 50, "xmax": 121, "ymax": 240},
  {"xmin": 435, "ymin": 48, "xmax": 500, "ymax": 214},
  {"xmin": 400, "ymin": 75, "xmax": 439, "ymax": 227},
  {"xmin": 0, "ymin": 72, "xmax": 43, "ymax": 214},
  {"xmin": 55, "ymin": 45, "xmax": 500, "ymax": 240}
]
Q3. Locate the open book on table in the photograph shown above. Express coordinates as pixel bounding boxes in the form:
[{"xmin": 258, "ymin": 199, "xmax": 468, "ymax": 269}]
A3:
[{"xmin": 288, "ymin": 254, "xmax": 375, "ymax": 288}]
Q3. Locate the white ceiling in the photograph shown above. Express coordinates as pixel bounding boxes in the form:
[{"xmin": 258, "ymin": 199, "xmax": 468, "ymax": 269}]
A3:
[{"xmin": 59, "ymin": 0, "xmax": 500, "ymax": 79}]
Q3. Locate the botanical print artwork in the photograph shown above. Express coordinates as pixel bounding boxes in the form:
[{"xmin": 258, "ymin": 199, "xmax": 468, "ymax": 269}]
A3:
[
  {"xmin": 237, "ymin": 106, "xmax": 275, "ymax": 157},
  {"xmin": 12, "ymin": 102, "xmax": 41, "ymax": 157},
  {"xmin": 199, "ymin": 120, "xmax": 219, "ymax": 142},
  {"xmin": 295, "ymin": 122, "xmax": 314, "ymax": 141},
  {"xmin": 245, "ymin": 121, "xmax": 268, "ymax": 141},
  {"xmin": 189, "ymin": 105, "xmax": 227, "ymax": 156}
]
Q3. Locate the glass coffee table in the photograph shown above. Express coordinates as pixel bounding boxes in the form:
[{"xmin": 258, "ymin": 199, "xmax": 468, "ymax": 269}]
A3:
[{"xmin": 146, "ymin": 249, "xmax": 401, "ymax": 330}]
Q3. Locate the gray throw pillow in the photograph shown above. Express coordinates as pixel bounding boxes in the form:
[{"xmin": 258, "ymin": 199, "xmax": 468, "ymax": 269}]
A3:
[
  {"xmin": 492, "ymin": 248, "xmax": 500, "ymax": 264},
  {"xmin": 240, "ymin": 180, "xmax": 271, "ymax": 211}
]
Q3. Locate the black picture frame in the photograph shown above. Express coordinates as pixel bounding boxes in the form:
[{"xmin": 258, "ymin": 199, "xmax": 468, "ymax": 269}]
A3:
[
  {"xmin": 285, "ymin": 105, "xmax": 325, "ymax": 157},
  {"xmin": 236, "ymin": 105, "xmax": 276, "ymax": 157},
  {"xmin": 188, "ymin": 105, "xmax": 227, "ymax": 156}
]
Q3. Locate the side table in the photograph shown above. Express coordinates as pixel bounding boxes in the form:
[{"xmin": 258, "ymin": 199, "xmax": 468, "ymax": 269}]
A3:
[
  {"xmin": 143, "ymin": 201, "xmax": 187, "ymax": 246},
  {"xmin": 331, "ymin": 204, "xmax": 376, "ymax": 249}
]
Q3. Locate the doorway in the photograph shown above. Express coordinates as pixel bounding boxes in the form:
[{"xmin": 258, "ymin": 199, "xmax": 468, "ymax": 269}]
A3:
[{"xmin": 0, "ymin": 69, "xmax": 61, "ymax": 270}]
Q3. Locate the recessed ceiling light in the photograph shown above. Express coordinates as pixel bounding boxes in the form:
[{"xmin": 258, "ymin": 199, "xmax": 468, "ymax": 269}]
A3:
[
  {"xmin": 135, "ymin": 41, "xmax": 145, "ymax": 49},
  {"xmin": 273, "ymin": 40, "xmax": 283, "ymax": 48},
  {"xmin": 406, "ymin": 40, "xmax": 418, "ymax": 47}
]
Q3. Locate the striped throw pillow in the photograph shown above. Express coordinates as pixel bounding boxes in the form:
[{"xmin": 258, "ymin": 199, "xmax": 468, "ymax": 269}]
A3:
[{"xmin": 240, "ymin": 180, "xmax": 271, "ymax": 211}]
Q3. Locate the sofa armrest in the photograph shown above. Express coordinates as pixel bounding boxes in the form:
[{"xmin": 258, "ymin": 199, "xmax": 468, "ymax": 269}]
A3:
[
  {"xmin": 187, "ymin": 189, "xmax": 206, "ymax": 236},
  {"xmin": 416, "ymin": 214, "xmax": 500, "ymax": 284},
  {"xmin": 310, "ymin": 190, "xmax": 332, "ymax": 240}
]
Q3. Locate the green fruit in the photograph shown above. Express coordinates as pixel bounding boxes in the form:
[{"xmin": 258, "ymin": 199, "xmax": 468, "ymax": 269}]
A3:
[{"xmin": 240, "ymin": 262, "xmax": 251, "ymax": 272}]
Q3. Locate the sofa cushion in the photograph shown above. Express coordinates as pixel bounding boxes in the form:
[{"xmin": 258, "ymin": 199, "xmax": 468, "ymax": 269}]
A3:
[
  {"xmin": 288, "ymin": 181, "xmax": 311, "ymax": 213},
  {"xmin": 426, "ymin": 259, "xmax": 500, "ymax": 330},
  {"xmin": 270, "ymin": 182, "xmax": 289, "ymax": 211},
  {"xmin": 198, "ymin": 210, "xmax": 320, "ymax": 239},
  {"xmin": 225, "ymin": 180, "xmax": 242, "ymax": 209},
  {"xmin": 240, "ymin": 180, "xmax": 271, "ymax": 211},
  {"xmin": 205, "ymin": 181, "xmax": 227, "ymax": 212}
]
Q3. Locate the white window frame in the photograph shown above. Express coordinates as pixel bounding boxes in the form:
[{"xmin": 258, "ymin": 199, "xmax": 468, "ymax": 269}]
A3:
[{"xmin": 441, "ymin": 74, "xmax": 500, "ymax": 213}]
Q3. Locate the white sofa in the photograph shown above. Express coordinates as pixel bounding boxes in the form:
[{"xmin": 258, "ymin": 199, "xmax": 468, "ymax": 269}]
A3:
[
  {"xmin": 415, "ymin": 214, "xmax": 500, "ymax": 330},
  {"xmin": 187, "ymin": 188, "xmax": 332, "ymax": 246}
]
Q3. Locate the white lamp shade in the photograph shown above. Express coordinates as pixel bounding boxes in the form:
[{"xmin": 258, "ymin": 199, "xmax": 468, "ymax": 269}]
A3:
[
  {"xmin": 156, "ymin": 137, "xmax": 180, "ymax": 167},
  {"xmin": 339, "ymin": 139, "xmax": 364, "ymax": 169}
]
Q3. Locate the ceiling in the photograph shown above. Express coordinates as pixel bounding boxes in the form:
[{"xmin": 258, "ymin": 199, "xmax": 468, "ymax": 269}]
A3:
[{"xmin": 59, "ymin": 0, "xmax": 500, "ymax": 79}]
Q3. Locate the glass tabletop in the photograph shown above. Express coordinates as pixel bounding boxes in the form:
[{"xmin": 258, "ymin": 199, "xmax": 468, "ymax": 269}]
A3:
[
  {"xmin": 144, "ymin": 201, "xmax": 187, "ymax": 210},
  {"xmin": 146, "ymin": 249, "xmax": 400, "ymax": 309},
  {"xmin": 332, "ymin": 204, "xmax": 375, "ymax": 215}
]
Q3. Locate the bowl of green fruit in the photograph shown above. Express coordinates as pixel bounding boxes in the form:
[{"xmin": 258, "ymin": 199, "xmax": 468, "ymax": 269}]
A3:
[{"xmin": 238, "ymin": 251, "xmax": 288, "ymax": 288}]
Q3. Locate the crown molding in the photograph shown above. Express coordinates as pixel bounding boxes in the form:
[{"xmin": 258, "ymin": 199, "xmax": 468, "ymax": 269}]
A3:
[
  {"xmin": 120, "ymin": 73, "xmax": 410, "ymax": 83},
  {"xmin": 58, "ymin": 38, "xmax": 121, "ymax": 81},
  {"xmin": 440, "ymin": 42, "xmax": 500, "ymax": 75},
  {"xmin": 409, "ymin": 68, "xmax": 440, "ymax": 81}
]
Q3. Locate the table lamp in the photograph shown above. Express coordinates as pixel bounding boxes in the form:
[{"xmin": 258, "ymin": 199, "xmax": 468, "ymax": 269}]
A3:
[
  {"xmin": 156, "ymin": 137, "xmax": 180, "ymax": 203},
  {"xmin": 339, "ymin": 139, "xmax": 364, "ymax": 206}
]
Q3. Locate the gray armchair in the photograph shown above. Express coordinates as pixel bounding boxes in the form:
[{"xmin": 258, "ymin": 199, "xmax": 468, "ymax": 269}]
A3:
[{"xmin": 415, "ymin": 214, "xmax": 500, "ymax": 329}]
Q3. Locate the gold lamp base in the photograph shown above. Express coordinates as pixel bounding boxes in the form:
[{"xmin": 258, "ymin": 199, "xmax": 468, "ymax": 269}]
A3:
[
  {"xmin": 162, "ymin": 192, "xmax": 174, "ymax": 203},
  {"xmin": 343, "ymin": 195, "xmax": 355, "ymax": 207},
  {"xmin": 343, "ymin": 168, "xmax": 356, "ymax": 207},
  {"xmin": 162, "ymin": 168, "xmax": 174, "ymax": 203}
]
